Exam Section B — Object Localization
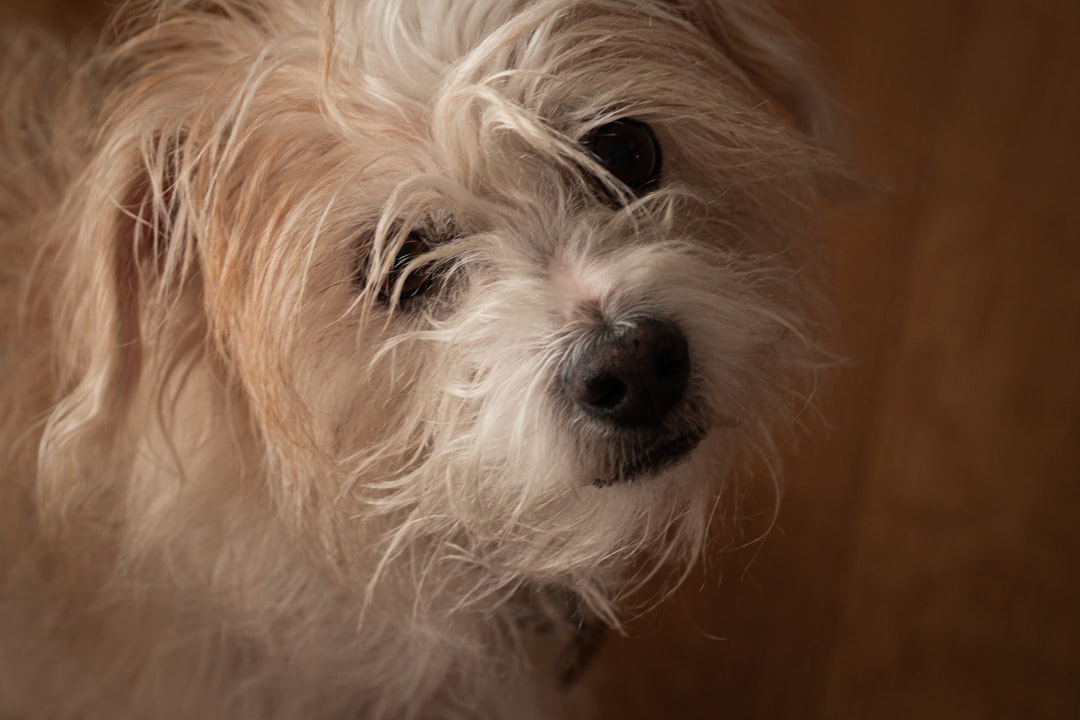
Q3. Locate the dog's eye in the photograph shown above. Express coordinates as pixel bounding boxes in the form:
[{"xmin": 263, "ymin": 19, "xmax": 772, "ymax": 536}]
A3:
[
  {"xmin": 583, "ymin": 119, "xmax": 662, "ymax": 199},
  {"xmin": 375, "ymin": 230, "xmax": 435, "ymax": 304}
]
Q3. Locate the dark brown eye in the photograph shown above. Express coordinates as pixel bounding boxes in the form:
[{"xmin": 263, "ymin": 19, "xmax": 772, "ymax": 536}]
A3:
[
  {"xmin": 583, "ymin": 119, "xmax": 662, "ymax": 199},
  {"xmin": 379, "ymin": 230, "xmax": 434, "ymax": 303},
  {"xmin": 354, "ymin": 216, "xmax": 460, "ymax": 308}
]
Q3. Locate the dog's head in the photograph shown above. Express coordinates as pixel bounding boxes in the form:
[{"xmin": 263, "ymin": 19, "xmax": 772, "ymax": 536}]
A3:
[{"xmin": 47, "ymin": 0, "xmax": 841, "ymax": 620}]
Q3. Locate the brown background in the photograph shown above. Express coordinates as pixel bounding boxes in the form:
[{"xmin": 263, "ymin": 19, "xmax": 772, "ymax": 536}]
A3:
[
  {"xmin": 4, "ymin": 1, "xmax": 1079, "ymax": 718},
  {"xmin": 594, "ymin": 0, "xmax": 1080, "ymax": 718}
]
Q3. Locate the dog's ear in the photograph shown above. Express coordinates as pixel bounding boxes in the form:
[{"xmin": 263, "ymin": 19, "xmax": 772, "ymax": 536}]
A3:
[
  {"xmin": 54, "ymin": 134, "xmax": 194, "ymax": 416},
  {"xmin": 35, "ymin": 133, "xmax": 197, "ymax": 515},
  {"xmin": 670, "ymin": 0, "xmax": 836, "ymax": 147}
]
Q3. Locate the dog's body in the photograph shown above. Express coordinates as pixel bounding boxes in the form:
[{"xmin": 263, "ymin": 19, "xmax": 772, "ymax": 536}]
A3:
[{"xmin": 0, "ymin": 1, "xmax": 838, "ymax": 717}]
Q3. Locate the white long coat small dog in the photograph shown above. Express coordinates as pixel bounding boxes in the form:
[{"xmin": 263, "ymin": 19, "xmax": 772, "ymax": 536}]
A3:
[{"xmin": 0, "ymin": 1, "xmax": 841, "ymax": 717}]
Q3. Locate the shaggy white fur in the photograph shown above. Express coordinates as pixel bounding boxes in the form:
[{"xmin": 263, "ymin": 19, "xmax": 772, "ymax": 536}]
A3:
[{"xmin": 0, "ymin": 0, "xmax": 842, "ymax": 717}]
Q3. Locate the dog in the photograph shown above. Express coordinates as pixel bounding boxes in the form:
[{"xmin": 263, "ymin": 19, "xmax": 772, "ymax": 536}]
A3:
[{"xmin": 0, "ymin": 0, "xmax": 841, "ymax": 717}]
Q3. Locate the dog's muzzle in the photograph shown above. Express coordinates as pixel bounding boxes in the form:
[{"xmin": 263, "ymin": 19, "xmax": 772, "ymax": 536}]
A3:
[{"xmin": 561, "ymin": 317, "xmax": 705, "ymax": 484}]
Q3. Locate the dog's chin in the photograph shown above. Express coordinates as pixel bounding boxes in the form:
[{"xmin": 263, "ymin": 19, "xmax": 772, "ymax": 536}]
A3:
[{"xmin": 591, "ymin": 426, "xmax": 708, "ymax": 488}]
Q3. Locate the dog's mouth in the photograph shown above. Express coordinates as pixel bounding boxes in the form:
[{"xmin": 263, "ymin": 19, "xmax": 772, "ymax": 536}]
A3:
[{"xmin": 592, "ymin": 427, "xmax": 707, "ymax": 487}]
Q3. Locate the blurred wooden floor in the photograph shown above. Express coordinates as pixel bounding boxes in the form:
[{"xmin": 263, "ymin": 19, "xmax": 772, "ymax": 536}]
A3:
[{"xmin": 4, "ymin": 1, "xmax": 1079, "ymax": 718}]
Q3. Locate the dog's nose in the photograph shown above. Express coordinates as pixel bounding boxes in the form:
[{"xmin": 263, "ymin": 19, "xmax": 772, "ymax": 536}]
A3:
[{"xmin": 567, "ymin": 318, "xmax": 690, "ymax": 428}]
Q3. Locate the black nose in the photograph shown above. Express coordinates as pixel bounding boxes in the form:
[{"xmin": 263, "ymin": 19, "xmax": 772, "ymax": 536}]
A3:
[{"xmin": 567, "ymin": 318, "xmax": 690, "ymax": 428}]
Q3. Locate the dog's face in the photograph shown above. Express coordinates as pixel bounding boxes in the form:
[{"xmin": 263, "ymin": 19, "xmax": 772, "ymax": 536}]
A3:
[{"xmin": 64, "ymin": 0, "xmax": 837, "ymax": 616}]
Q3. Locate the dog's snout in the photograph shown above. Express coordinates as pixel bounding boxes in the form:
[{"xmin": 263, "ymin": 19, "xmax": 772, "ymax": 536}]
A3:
[{"xmin": 568, "ymin": 318, "xmax": 690, "ymax": 428}]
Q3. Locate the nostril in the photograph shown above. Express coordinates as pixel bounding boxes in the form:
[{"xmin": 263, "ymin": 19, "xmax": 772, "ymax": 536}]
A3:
[{"xmin": 582, "ymin": 374, "xmax": 628, "ymax": 410}]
